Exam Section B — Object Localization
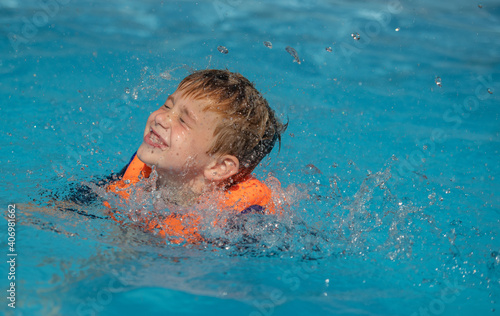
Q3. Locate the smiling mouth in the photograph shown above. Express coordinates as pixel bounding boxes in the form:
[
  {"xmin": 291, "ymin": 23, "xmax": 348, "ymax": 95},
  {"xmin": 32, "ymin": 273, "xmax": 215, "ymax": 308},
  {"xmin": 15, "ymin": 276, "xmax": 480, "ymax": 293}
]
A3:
[{"xmin": 144, "ymin": 128, "xmax": 168, "ymax": 149}]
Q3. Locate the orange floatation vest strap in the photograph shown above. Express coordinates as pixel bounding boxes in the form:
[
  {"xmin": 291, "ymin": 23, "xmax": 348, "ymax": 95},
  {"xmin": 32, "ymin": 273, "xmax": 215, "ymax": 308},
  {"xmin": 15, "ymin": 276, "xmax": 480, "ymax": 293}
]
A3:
[
  {"xmin": 106, "ymin": 155, "xmax": 152, "ymax": 199},
  {"xmin": 105, "ymin": 154, "xmax": 277, "ymax": 242}
]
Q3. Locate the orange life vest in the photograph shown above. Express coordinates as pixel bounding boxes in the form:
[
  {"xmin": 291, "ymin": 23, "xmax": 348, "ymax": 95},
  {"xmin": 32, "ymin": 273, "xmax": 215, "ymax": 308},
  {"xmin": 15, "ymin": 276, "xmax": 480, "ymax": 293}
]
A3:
[{"xmin": 105, "ymin": 154, "xmax": 278, "ymax": 243}]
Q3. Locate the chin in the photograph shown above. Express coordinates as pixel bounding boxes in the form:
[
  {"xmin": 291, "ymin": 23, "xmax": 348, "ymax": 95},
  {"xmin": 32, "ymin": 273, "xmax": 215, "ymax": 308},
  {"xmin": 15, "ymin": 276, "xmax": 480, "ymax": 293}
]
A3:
[{"xmin": 136, "ymin": 144, "xmax": 152, "ymax": 164}]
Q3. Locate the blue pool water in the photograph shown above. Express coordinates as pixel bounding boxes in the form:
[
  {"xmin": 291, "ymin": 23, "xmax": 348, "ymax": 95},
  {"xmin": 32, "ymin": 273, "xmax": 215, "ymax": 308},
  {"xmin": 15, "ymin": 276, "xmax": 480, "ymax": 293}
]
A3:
[{"xmin": 1, "ymin": 0, "xmax": 499, "ymax": 315}]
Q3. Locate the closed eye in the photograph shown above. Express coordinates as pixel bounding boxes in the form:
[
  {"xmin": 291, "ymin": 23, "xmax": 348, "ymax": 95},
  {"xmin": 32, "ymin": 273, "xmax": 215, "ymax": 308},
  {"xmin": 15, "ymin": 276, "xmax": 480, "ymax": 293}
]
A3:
[{"xmin": 179, "ymin": 117, "xmax": 189, "ymax": 128}]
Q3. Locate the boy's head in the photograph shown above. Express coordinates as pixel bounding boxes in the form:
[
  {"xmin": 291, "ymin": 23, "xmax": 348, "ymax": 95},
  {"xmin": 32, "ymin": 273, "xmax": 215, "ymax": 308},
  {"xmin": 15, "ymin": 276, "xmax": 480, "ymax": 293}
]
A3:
[
  {"xmin": 177, "ymin": 69, "xmax": 285, "ymax": 182},
  {"xmin": 137, "ymin": 69, "xmax": 285, "ymax": 188}
]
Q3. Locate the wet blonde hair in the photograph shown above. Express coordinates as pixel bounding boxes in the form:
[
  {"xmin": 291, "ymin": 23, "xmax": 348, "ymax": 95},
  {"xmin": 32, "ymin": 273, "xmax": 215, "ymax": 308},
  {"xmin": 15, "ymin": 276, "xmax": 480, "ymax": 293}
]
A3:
[{"xmin": 177, "ymin": 69, "xmax": 286, "ymax": 182}]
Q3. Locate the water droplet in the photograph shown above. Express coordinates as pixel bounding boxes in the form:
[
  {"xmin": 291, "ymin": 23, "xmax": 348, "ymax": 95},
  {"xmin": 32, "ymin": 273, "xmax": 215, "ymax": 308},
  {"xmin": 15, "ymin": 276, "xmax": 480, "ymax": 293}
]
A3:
[
  {"xmin": 304, "ymin": 164, "xmax": 322, "ymax": 175},
  {"xmin": 217, "ymin": 46, "xmax": 228, "ymax": 54},
  {"xmin": 325, "ymin": 47, "xmax": 332, "ymax": 52},
  {"xmin": 351, "ymin": 33, "xmax": 360, "ymax": 40},
  {"xmin": 160, "ymin": 70, "xmax": 173, "ymax": 80},
  {"xmin": 435, "ymin": 77, "xmax": 442, "ymax": 87},
  {"xmin": 263, "ymin": 41, "xmax": 272, "ymax": 49},
  {"xmin": 285, "ymin": 46, "xmax": 301, "ymax": 64},
  {"xmin": 125, "ymin": 87, "xmax": 130, "ymax": 94}
]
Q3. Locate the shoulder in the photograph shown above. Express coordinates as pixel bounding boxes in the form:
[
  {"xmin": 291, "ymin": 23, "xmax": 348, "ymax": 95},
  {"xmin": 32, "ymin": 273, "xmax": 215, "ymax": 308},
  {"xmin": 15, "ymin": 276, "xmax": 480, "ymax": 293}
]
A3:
[
  {"xmin": 221, "ymin": 176, "xmax": 278, "ymax": 214},
  {"xmin": 106, "ymin": 153, "xmax": 151, "ymax": 198}
]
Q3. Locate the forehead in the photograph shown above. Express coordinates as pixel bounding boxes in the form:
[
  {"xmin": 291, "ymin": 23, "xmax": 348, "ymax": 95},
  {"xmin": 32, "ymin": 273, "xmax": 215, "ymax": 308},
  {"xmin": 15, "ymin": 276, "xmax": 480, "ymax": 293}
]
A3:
[
  {"xmin": 172, "ymin": 87, "xmax": 229, "ymax": 119},
  {"xmin": 172, "ymin": 88, "xmax": 211, "ymax": 110},
  {"xmin": 170, "ymin": 90, "xmax": 222, "ymax": 124}
]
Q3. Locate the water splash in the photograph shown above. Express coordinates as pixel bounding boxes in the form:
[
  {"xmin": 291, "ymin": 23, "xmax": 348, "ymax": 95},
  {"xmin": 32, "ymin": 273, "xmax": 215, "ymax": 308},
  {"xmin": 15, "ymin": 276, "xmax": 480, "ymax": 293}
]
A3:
[
  {"xmin": 25, "ymin": 159, "xmax": 496, "ymax": 314},
  {"xmin": 35, "ymin": 156, "xmax": 465, "ymax": 277},
  {"xmin": 134, "ymin": 65, "xmax": 192, "ymax": 100},
  {"xmin": 217, "ymin": 45, "xmax": 229, "ymax": 54},
  {"xmin": 187, "ymin": 167, "xmax": 435, "ymax": 264},
  {"xmin": 285, "ymin": 46, "xmax": 301, "ymax": 64},
  {"xmin": 435, "ymin": 76, "xmax": 442, "ymax": 87}
]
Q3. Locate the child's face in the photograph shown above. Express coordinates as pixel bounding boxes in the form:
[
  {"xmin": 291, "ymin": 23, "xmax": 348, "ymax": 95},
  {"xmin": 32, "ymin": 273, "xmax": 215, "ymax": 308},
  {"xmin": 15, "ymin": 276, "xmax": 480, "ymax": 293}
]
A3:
[{"xmin": 137, "ymin": 90, "xmax": 220, "ymax": 180}]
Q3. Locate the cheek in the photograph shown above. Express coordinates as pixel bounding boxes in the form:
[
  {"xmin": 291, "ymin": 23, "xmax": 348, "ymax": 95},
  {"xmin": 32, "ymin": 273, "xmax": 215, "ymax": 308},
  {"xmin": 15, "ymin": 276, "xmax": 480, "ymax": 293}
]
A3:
[
  {"xmin": 173, "ymin": 129, "xmax": 186, "ymax": 141},
  {"xmin": 172, "ymin": 130, "xmax": 192, "ymax": 153},
  {"xmin": 201, "ymin": 130, "xmax": 216, "ymax": 148}
]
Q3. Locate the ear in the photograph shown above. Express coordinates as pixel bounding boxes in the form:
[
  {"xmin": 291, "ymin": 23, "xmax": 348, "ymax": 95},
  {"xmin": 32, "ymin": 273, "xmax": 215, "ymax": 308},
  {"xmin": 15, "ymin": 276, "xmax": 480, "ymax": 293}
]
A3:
[{"xmin": 204, "ymin": 154, "xmax": 240, "ymax": 182}]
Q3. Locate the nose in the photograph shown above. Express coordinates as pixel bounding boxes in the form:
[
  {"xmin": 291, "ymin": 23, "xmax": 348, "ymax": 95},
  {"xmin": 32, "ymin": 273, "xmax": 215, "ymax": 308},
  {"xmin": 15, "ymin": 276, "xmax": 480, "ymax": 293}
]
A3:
[{"xmin": 154, "ymin": 109, "xmax": 171, "ymax": 129}]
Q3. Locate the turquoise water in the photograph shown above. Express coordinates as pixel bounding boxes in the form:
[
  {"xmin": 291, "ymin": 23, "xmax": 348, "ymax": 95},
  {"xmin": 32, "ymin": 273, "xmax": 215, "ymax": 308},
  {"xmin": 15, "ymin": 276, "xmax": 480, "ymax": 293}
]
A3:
[{"xmin": 1, "ymin": 0, "xmax": 499, "ymax": 315}]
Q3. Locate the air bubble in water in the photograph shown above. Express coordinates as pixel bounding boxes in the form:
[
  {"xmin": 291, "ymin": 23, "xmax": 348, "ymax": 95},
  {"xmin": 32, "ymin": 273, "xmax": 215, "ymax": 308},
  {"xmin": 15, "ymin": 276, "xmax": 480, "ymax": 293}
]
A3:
[
  {"xmin": 263, "ymin": 41, "xmax": 272, "ymax": 49},
  {"xmin": 217, "ymin": 46, "xmax": 229, "ymax": 54},
  {"xmin": 435, "ymin": 77, "xmax": 442, "ymax": 87}
]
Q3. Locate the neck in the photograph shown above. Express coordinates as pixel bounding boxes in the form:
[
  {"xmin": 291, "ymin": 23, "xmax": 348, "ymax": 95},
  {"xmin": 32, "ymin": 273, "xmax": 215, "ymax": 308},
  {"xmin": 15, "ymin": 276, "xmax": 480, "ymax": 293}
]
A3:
[{"xmin": 155, "ymin": 171, "xmax": 212, "ymax": 207}]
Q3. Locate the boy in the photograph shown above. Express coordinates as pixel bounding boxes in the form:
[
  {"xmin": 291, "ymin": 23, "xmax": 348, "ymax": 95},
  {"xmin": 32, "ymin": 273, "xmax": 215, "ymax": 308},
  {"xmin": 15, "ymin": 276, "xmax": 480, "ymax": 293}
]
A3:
[{"xmin": 106, "ymin": 69, "xmax": 286, "ymax": 243}]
